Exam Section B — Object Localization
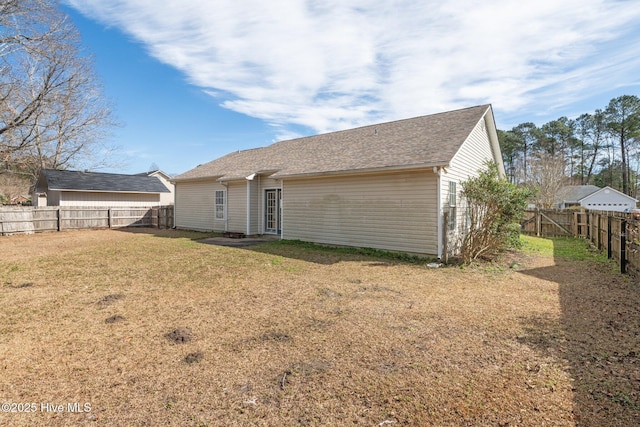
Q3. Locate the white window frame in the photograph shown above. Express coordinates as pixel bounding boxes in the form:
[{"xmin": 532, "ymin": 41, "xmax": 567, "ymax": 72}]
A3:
[
  {"xmin": 448, "ymin": 181, "xmax": 457, "ymax": 231},
  {"xmin": 215, "ymin": 190, "xmax": 226, "ymax": 220}
]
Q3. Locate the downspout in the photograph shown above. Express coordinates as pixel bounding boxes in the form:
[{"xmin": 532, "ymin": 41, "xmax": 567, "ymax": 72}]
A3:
[
  {"xmin": 246, "ymin": 173, "xmax": 256, "ymax": 236},
  {"xmin": 246, "ymin": 180, "xmax": 251, "ymax": 235},
  {"xmin": 280, "ymin": 179, "xmax": 284, "ymax": 240},
  {"xmin": 258, "ymin": 175, "xmax": 262, "ymax": 234},
  {"xmin": 172, "ymin": 183, "xmax": 177, "ymax": 228},
  {"xmin": 434, "ymin": 166, "xmax": 442, "ymax": 259}
]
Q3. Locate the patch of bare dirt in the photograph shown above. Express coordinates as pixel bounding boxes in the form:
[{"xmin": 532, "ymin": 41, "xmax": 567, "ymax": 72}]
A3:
[{"xmin": 165, "ymin": 327, "xmax": 193, "ymax": 344}]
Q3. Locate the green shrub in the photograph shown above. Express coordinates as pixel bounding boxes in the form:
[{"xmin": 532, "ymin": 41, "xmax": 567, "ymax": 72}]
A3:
[{"xmin": 460, "ymin": 161, "xmax": 533, "ymax": 263}]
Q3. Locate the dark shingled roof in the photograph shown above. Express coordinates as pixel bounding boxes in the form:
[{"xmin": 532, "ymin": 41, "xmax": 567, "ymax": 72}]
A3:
[
  {"xmin": 41, "ymin": 169, "xmax": 170, "ymax": 193},
  {"xmin": 175, "ymin": 105, "xmax": 493, "ymax": 181}
]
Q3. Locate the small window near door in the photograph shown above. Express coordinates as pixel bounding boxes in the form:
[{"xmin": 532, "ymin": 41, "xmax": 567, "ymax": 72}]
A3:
[{"xmin": 215, "ymin": 190, "xmax": 225, "ymax": 220}]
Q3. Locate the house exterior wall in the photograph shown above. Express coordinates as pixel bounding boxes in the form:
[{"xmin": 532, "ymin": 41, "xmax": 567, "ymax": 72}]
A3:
[
  {"xmin": 149, "ymin": 172, "xmax": 175, "ymax": 205},
  {"xmin": 441, "ymin": 115, "xmax": 499, "ymax": 254},
  {"xmin": 282, "ymin": 170, "xmax": 438, "ymax": 255},
  {"xmin": 48, "ymin": 190, "xmax": 61, "ymax": 206},
  {"xmin": 247, "ymin": 179, "xmax": 260, "ymax": 235},
  {"xmin": 580, "ymin": 189, "xmax": 636, "ymax": 212},
  {"xmin": 57, "ymin": 191, "xmax": 160, "ymax": 207},
  {"xmin": 174, "ymin": 179, "xmax": 227, "ymax": 231},
  {"xmin": 226, "ymin": 181, "xmax": 247, "ymax": 232}
]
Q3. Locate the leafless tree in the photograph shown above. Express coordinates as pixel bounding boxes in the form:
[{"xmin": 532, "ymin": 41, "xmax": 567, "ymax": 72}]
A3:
[
  {"xmin": 528, "ymin": 153, "xmax": 567, "ymax": 209},
  {"xmin": 1, "ymin": 0, "xmax": 116, "ymax": 181}
]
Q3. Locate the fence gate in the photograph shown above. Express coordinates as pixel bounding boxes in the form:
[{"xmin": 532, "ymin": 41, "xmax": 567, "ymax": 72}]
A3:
[{"xmin": 521, "ymin": 210, "xmax": 574, "ymax": 237}]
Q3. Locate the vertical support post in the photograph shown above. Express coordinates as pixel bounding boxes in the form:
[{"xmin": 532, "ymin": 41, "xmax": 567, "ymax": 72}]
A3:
[
  {"xmin": 607, "ymin": 216, "xmax": 612, "ymax": 259},
  {"xmin": 57, "ymin": 207, "xmax": 62, "ymax": 231},
  {"xmin": 536, "ymin": 209, "xmax": 541, "ymax": 237},
  {"xmin": 108, "ymin": 208, "xmax": 112, "ymax": 228},
  {"xmin": 586, "ymin": 212, "xmax": 590, "ymax": 239},
  {"xmin": 621, "ymin": 219, "xmax": 627, "ymax": 274}
]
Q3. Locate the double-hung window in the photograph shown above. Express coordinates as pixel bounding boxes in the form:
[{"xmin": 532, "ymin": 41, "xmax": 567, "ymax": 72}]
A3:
[
  {"xmin": 448, "ymin": 181, "xmax": 456, "ymax": 231},
  {"xmin": 215, "ymin": 190, "xmax": 226, "ymax": 220}
]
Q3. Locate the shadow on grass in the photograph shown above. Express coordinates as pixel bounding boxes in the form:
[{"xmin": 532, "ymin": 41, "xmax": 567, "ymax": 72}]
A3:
[
  {"xmin": 519, "ymin": 237, "xmax": 640, "ymax": 425},
  {"xmin": 113, "ymin": 227, "xmax": 221, "ymax": 241},
  {"xmin": 112, "ymin": 227, "xmax": 437, "ymax": 265},
  {"xmin": 245, "ymin": 239, "xmax": 439, "ymax": 266}
]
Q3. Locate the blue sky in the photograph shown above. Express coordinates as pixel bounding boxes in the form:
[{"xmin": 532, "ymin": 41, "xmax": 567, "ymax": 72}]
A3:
[{"xmin": 60, "ymin": 0, "xmax": 640, "ymax": 176}]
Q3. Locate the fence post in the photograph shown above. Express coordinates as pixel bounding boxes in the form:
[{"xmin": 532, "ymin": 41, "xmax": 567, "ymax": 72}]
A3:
[
  {"xmin": 57, "ymin": 207, "xmax": 62, "ymax": 231},
  {"xmin": 591, "ymin": 214, "xmax": 602, "ymax": 250},
  {"xmin": 607, "ymin": 216, "xmax": 612, "ymax": 259},
  {"xmin": 536, "ymin": 208, "xmax": 541, "ymax": 237},
  {"xmin": 621, "ymin": 219, "xmax": 627, "ymax": 274}
]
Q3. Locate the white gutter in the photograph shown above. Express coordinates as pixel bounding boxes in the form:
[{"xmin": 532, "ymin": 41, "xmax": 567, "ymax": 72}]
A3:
[{"xmin": 271, "ymin": 162, "xmax": 449, "ymax": 180}]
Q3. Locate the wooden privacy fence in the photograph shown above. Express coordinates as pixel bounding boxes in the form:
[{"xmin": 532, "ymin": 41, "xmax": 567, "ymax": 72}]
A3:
[
  {"xmin": 522, "ymin": 209, "xmax": 640, "ymax": 276},
  {"xmin": 0, "ymin": 206, "xmax": 174, "ymax": 235}
]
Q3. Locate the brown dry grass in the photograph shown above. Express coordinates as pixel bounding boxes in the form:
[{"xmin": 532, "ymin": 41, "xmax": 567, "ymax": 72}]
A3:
[{"xmin": 0, "ymin": 229, "xmax": 639, "ymax": 426}]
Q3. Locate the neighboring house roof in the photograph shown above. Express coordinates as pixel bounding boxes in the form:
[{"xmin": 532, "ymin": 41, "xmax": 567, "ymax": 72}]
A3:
[
  {"xmin": 136, "ymin": 170, "xmax": 173, "ymax": 180},
  {"xmin": 40, "ymin": 169, "xmax": 171, "ymax": 193},
  {"xmin": 556, "ymin": 185, "xmax": 638, "ymax": 204},
  {"xmin": 175, "ymin": 105, "xmax": 496, "ymax": 181},
  {"xmin": 556, "ymin": 185, "xmax": 602, "ymax": 203}
]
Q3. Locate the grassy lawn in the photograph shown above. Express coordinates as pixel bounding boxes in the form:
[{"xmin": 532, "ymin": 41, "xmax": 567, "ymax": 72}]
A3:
[{"xmin": 1, "ymin": 229, "xmax": 639, "ymax": 426}]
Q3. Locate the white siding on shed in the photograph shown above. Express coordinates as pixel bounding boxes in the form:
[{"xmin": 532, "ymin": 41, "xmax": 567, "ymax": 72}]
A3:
[
  {"xmin": 283, "ymin": 170, "xmax": 438, "ymax": 255},
  {"xmin": 58, "ymin": 191, "xmax": 161, "ymax": 207},
  {"xmin": 175, "ymin": 179, "xmax": 226, "ymax": 231}
]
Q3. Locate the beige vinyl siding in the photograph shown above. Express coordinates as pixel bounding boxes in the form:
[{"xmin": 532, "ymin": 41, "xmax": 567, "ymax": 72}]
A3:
[
  {"xmin": 153, "ymin": 174, "xmax": 175, "ymax": 205},
  {"xmin": 58, "ymin": 191, "xmax": 160, "ymax": 207},
  {"xmin": 248, "ymin": 179, "xmax": 260, "ymax": 234},
  {"xmin": 283, "ymin": 170, "xmax": 438, "ymax": 254},
  {"xmin": 226, "ymin": 181, "xmax": 246, "ymax": 232},
  {"xmin": 441, "ymin": 115, "xmax": 496, "ymax": 251},
  {"xmin": 175, "ymin": 179, "xmax": 226, "ymax": 231}
]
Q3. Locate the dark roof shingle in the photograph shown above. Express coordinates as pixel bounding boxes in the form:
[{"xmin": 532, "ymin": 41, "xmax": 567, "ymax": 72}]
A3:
[{"xmin": 42, "ymin": 169, "xmax": 170, "ymax": 193}]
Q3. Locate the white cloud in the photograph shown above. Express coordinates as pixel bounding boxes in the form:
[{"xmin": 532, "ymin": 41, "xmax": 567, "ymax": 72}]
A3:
[{"xmin": 64, "ymin": 0, "xmax": 640, "ymax": 132}]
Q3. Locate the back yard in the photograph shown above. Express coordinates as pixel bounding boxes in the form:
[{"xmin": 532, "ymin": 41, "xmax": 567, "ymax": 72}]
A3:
[{"xmin": 0, "ymin": 229, "xmax": 639, "ymax": 426}]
